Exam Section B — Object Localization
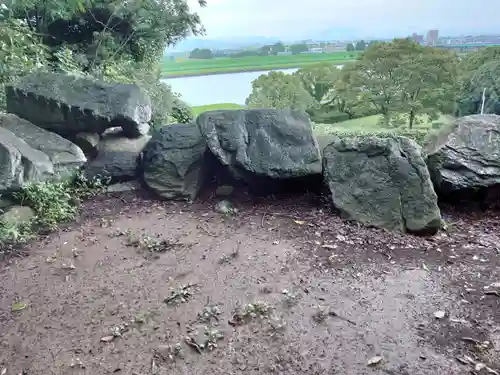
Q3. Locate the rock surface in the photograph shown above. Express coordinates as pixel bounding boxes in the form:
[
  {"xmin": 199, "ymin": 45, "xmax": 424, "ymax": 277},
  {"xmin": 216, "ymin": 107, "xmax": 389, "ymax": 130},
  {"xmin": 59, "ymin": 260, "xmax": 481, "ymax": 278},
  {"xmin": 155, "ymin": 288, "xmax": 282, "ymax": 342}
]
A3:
[
  {"xmin": 425, "ymin": 114, "xmax": 500, "ymax": 192},
  {"xmin": 0, "ymin": 127, "xmax": 55, "ymax": 193},
  {"xmin": 84, "ymin": 132, "xmax": 150, "ymax": 182},
  {"xmin": 6, "ymin": 72, "xmax": 151, "ymax": 138},
  {"xmin": 74, "ymin": 133, "xmax": 100, "ymax": 159},
  {"xmin": 197, "ymin": 109, "xmax": 322, "ymax": 185},
  {"xmin": 0, "ymin": 113, "xmax": 86, "ymax": 177},
  {"xmin": 323, "ymin": 135, "xmax": 441, "ymax": 234},
  {"xmin": 142, "ymin": 123, "xmax": 207, "ymax": 201}
]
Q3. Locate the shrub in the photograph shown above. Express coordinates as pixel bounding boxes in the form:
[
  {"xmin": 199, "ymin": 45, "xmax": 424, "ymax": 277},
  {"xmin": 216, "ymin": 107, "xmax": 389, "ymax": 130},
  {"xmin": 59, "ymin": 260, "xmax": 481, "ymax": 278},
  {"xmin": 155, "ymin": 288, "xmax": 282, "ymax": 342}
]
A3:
[{"xmin": 12, "ymin": 172, "xmax": 106, "ymax": 231}]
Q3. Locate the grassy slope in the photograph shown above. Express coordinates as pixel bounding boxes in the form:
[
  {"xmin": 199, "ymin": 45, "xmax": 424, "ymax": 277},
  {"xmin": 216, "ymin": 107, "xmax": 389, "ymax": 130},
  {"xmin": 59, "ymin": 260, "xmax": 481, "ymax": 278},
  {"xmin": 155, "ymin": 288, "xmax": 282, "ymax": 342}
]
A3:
[
  {"xmin": 192, "ymin": 103, "xmax": 244, "ymax": 116},
  {"xmin": 313, "ymin": 114, "xmax": 454, "ymax": 149},
  {"xmin": 162, "ymin": 52, "xmax": 360, "ymax": 78}
]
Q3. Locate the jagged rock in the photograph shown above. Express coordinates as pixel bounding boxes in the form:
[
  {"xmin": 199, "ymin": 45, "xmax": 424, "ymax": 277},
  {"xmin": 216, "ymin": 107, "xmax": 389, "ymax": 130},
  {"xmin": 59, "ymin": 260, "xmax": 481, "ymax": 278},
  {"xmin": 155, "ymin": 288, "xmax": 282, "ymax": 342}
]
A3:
[
  {"xmin": 0, "ymin": 127, "xmax": 54, "ymax": 193},
  {"xmin": 141, "ymin": 123, "xmax": 207, "ymax": 201},
  {"xmin": 425, "ymin": 114, "xmax": 500, "ymax": 192},
  {"xmin": 74, "ymin": 132, "xmax": 100, "ymax": 159},
  {"xmin": 0, "ymin": 113, "xmax": 86, "ymax": 177},
  {"xmin": 196, "ymin": 109, "xmax": 322, "ymax": 191},
  {"xmin": 6, "ymin": 72, "xmax": 151, "ymax": 138},
  {"xmin": 84, "ymin": 131, "xmax": 150, "ymax": 182},
  {"xmin": 323, "ymin": 135, "xmax": 441, "ymax": 234}
]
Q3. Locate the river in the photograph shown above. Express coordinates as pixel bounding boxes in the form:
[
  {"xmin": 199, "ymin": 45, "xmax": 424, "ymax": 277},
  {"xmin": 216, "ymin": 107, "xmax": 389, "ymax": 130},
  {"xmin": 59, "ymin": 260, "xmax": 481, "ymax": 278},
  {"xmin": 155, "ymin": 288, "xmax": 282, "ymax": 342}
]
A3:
[{"xmin": 162, "ymin": 68, "xmax": 298, "ymax": 107}]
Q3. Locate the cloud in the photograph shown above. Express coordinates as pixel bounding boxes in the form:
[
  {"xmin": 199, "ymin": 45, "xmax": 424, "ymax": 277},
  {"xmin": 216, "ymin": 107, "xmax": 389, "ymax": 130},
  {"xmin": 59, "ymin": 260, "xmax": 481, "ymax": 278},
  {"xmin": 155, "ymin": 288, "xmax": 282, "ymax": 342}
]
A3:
[{"xmin": 188, "ymin": 0, "xmax": 500, "ymax": 39}]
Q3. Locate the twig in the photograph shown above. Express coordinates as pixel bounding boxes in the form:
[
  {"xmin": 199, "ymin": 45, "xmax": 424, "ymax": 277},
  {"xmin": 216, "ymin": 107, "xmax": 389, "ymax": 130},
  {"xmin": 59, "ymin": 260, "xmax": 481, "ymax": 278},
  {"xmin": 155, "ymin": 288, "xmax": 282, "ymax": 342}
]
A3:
[
  {"xmin": 328, "ymin": 310, "xmax": 357, "ymax": 326},
  {"xmin": 261, "ymin": 205, "xmax": 270, "ymax": 227},
  {"xmin": 197, "ymin": 223, "xmax": 217, "ymax": 237}
]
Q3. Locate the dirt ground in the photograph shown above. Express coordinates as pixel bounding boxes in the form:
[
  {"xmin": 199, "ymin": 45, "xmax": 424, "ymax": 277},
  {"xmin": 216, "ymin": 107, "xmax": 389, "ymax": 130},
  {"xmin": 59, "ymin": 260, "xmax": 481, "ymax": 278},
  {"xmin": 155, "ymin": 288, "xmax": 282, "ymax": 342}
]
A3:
[{"xmin": 1, "ymin": 189, "xmax": 500, "ymax": 375}]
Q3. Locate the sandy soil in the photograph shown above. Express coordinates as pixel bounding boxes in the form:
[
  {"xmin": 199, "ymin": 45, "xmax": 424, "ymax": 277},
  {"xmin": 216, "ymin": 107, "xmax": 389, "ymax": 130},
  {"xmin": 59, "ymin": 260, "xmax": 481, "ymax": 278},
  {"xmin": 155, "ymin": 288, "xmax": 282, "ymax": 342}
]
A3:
[{"xmin": 1, "ymin": 190, "xmax": 500, "ymax": 375}]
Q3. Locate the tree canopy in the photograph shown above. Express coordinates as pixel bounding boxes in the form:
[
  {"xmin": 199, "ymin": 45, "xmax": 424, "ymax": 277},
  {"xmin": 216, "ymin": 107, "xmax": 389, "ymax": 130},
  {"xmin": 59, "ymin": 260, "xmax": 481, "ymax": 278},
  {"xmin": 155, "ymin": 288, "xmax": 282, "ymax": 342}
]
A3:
[{"xmin": 245, "ymin": 71, "xmax": 315, "ymax": 112}]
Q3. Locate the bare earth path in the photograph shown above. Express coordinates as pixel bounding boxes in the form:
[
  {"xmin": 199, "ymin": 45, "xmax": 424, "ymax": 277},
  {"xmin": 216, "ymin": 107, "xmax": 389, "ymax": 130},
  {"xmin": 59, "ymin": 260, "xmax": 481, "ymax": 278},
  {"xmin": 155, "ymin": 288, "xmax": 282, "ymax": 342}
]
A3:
[{"xmin": 1, "ymin": 191, "xmax": 500, "ymax": 375}]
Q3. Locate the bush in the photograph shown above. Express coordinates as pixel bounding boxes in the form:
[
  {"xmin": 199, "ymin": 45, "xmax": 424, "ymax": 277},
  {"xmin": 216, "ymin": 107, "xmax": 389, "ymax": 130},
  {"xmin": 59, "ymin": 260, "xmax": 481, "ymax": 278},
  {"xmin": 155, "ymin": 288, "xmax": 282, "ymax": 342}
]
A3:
[
  {"xmin": 314, "ymin": 128, "xmax": 429, "ymax": 147},
  {"xmin": 12, "ymin": 172, "xmax": 107, "ymax": 231}
]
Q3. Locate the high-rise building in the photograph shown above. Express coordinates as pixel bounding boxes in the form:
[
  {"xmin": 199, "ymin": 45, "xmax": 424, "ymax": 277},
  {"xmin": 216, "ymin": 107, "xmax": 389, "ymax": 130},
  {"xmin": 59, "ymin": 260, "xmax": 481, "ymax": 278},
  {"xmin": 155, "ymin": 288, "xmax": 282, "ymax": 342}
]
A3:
[
  {"xmin": 411, "ymin": 33, "xmax": 424, "ymax": 44},
  {"xmin": 426, "ymin": 30, "xmax": 439, "ymax": 45}
]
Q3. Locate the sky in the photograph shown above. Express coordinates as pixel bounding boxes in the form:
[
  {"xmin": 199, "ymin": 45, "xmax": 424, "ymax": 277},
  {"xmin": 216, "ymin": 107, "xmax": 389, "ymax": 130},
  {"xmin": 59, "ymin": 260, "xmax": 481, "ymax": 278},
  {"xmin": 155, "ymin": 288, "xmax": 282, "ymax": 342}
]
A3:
[{"xmin": 187, "ymin": 0, "xmax": 500, "ymax": 40}]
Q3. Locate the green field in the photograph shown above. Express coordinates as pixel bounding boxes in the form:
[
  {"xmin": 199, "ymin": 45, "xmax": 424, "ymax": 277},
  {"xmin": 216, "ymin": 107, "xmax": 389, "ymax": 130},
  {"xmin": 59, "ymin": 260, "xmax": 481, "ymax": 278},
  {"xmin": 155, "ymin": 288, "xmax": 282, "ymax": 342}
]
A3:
[
  {"xmin": 192, "ymin": 103, "xmax": 244, "ymax": 115},
  {"xmin": 162, "ymin": 52, "xmax": 360, "ymax": 78}
]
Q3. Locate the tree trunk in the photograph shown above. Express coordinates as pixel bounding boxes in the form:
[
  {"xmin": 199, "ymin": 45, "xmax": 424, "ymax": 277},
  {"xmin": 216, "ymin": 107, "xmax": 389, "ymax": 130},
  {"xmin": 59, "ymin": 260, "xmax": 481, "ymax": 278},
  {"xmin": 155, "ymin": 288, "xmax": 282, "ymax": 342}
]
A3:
[{"xmin": 409, "ymin": 110, "xmax": 415, "ymax": 129}]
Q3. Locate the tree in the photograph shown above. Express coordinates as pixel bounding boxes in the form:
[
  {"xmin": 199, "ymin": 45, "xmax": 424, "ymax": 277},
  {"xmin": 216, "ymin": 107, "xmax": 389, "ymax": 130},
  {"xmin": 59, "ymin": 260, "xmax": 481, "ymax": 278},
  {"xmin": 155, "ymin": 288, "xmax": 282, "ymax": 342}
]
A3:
[
  {"xmin": 456, "ymin": 47, "xmax": 500, "ymax": 116},
  {"xmin": 456, "ymin": 59, "xmax": 500, "ymax": 116},
  {"xmin": 245, "ymin": 71, "xmax": 315, "ymax": 112},
  {"xmin": 259, "ymin": 45, "xmax": 272, "ymax": 56},
  {"xmin": 346, "ymin": 43, "xmax": 354, "ymax": 52},
  {"xmin": 271, "ymin": 42, "xmax": 286, "ymax": 55},
  {"xmin": 355, "ymin": 40, "xmax": 366, "ymax": 51},
  {"xmin": 347, "ymin": 38, "xmax": 458, "ymax": 128},
  {"xmin": 294, "ymin": 63, "xmax": 339, "ymax": 104},
  {"xmin": 189, "ymin": 48, "xmax": 213, "ymax": 59},
  {"xmin": 290, "ymin": 43, "xmax": 308, "ymax": 55},
  {"xmin": 3, "ymin": 0, "xmax": 207, "ymax": 69}
]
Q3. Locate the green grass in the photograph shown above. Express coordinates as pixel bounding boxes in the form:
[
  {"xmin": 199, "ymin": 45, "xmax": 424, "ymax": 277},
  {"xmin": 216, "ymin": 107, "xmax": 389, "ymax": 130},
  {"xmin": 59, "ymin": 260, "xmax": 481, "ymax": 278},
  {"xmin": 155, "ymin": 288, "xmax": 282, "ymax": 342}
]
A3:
[
  {"xmin": 192, "ymin": 103, "xmax": 244, "ymax": 116},
  {"xmin": 313, "ymin": 114, "xmax": 454, "ymax": 149},
  {"xmin": 161, "ymin": 52, "xmax": 360, "ymax": 78}
]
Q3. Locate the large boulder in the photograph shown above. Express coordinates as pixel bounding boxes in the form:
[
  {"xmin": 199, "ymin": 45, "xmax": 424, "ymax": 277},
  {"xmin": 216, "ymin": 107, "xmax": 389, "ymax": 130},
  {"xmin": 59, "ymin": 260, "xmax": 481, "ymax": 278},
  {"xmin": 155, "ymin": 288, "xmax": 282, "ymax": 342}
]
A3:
[
  {"xmin": 196, "ymin": 109, "xmax": 322, "ymax": 189},
  {"xmin": 6, "ymin": 72, "xmax": 151, "ymax": 138},
  {"xmin": 425, "ymin": 114, "xmax": 500, "ymax": 192},
  {"xmin": 141, "ymin": 123, "xmax": 207, "ymax": 201},
  {"xmin": 323, "ymin": 135, "xmax": 441, "ymax": 234},
  {"xmin": 84, "ymin": 131, "xmax": 150, "ymax": 182},
  {"xmin": 0, "ymin": 113, "xmax": 86, "ymax": 177},
  {"xmin": 0, "ymin": 127, "xmax": 54, "ymax": 193}
]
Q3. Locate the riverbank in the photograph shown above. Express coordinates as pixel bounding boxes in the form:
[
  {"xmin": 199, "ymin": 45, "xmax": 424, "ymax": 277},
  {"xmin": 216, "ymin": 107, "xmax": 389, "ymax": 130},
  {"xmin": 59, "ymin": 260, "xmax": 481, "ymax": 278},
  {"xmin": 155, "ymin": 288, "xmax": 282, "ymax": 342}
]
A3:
[{"xmin": 161, "ymin": 52, "xmax": 358, "ymax": 78}]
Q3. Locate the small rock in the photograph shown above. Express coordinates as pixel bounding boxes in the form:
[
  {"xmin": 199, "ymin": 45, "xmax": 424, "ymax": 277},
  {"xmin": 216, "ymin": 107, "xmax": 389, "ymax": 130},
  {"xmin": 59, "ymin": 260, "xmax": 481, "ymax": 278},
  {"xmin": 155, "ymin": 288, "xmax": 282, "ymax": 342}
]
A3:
[
  {"xmin": 215, "ymin": 200, "xmax": 234, "ymax": 215},
  {"xmin": 100, "ymin": 336, "xmax": 114, "ymax": 343},
  {"xmin": 434, "ymin": 310, "xmax": 446, "ymax": 319},
  {"xmin": 367, "ymin": 356, "xmax": 383, "ymax": 366}
]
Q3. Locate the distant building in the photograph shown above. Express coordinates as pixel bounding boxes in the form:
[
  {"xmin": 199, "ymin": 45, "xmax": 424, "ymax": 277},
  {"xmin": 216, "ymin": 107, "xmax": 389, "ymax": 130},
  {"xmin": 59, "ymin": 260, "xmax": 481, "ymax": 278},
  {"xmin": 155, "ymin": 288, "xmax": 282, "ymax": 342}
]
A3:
[
  {"xmin": 411, "ymin": 33, "xmax": 424, "ymax": 44},
  {"xmin": 324, "ymin": 44, "xmax": 347, "ymax": 52},
  {"xmin": 426, "ymin": 29, "xmax": 439, "ymax": 45}
]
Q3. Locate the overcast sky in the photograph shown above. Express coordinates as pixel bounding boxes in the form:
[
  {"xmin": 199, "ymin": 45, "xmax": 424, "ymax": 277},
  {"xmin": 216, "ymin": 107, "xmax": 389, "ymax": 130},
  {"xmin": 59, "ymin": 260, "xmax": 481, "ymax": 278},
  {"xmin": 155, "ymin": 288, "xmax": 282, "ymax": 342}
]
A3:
[{"xmin": 187, "ymin": 0, "xmax": 499, "ymax": 39}]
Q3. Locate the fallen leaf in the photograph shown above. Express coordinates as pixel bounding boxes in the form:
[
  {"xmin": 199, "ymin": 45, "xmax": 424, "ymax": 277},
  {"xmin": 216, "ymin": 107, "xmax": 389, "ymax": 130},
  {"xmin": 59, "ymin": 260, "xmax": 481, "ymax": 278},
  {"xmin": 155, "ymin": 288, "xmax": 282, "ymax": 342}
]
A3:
[
  {"xmin": 100, "ymin": 336, "xmax": 114, "ymax": 343},
  {"xmin": 1, "ymin": 368, "xmax": 6, "ymax": 375},
  {"xmin": 293, "ymin": 220, "xmax": 306, "ymax": 225},
  {"xmin": 434, "ymin": 310, "xmax": 446, "ymax": 319},
  {"xmin": 11, "ymin": 302, "xmax": 27, "ymax": 312},
  {"xmin": 422, "ymin": 263, "xmax": 430, "ymax": 272},
  {"xmin": 62, "ymin": 263, "xmax": 76, "ymax": 270},
  {"xmin": 367, "ymin": 356, "xmax": 383, "ymax": 366}
]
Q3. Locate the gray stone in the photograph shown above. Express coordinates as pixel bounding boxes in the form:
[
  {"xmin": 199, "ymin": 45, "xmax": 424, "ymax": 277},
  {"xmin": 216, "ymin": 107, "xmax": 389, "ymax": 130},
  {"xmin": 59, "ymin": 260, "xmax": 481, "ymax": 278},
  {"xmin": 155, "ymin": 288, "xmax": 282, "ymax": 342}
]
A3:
[
  {"xmin": 214, "ymin": 200, "xmax": 235, "ymax": 215},
  {"xmin": 6, "ymin": 72, "xmax": 151, "ymax": 138},
  {"xmin": 0, "ymin": 113, "xmax": 86, "ymax": 177},
  {"xmin": 323, "ymin": 135, "xmax": 441, "ymax": 234},
  {"xmin": 197, "ymin": 109, "xmax": 322, "ymax": 184},
  {"xmin": 105, "ymin": 181, "xmax": 141, "ymax": 193},
  {"xmin": 142, "ymin": 123, "xmax": 207, "ymax": 201},
  {"xmin": 215, "ymin": 185, "xmax": 234, "ymax": 197},
  {"xmin": 425, "ymin": 114, "xmax": 500, "ymax": 192},
  {"xmin": 84, "ymin": 131, "xmax": 150, "ymax": 182},
  {"xmin": 74, "ymin": 132, "xmax": 100, "ymax": 159},
  {"xmin": 0, "ymin": 205, "xmax": 35, "ymax": 223},
  {"xmin": 0, "ymin": 127, "xmax": 54, "ymax": 193}
]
